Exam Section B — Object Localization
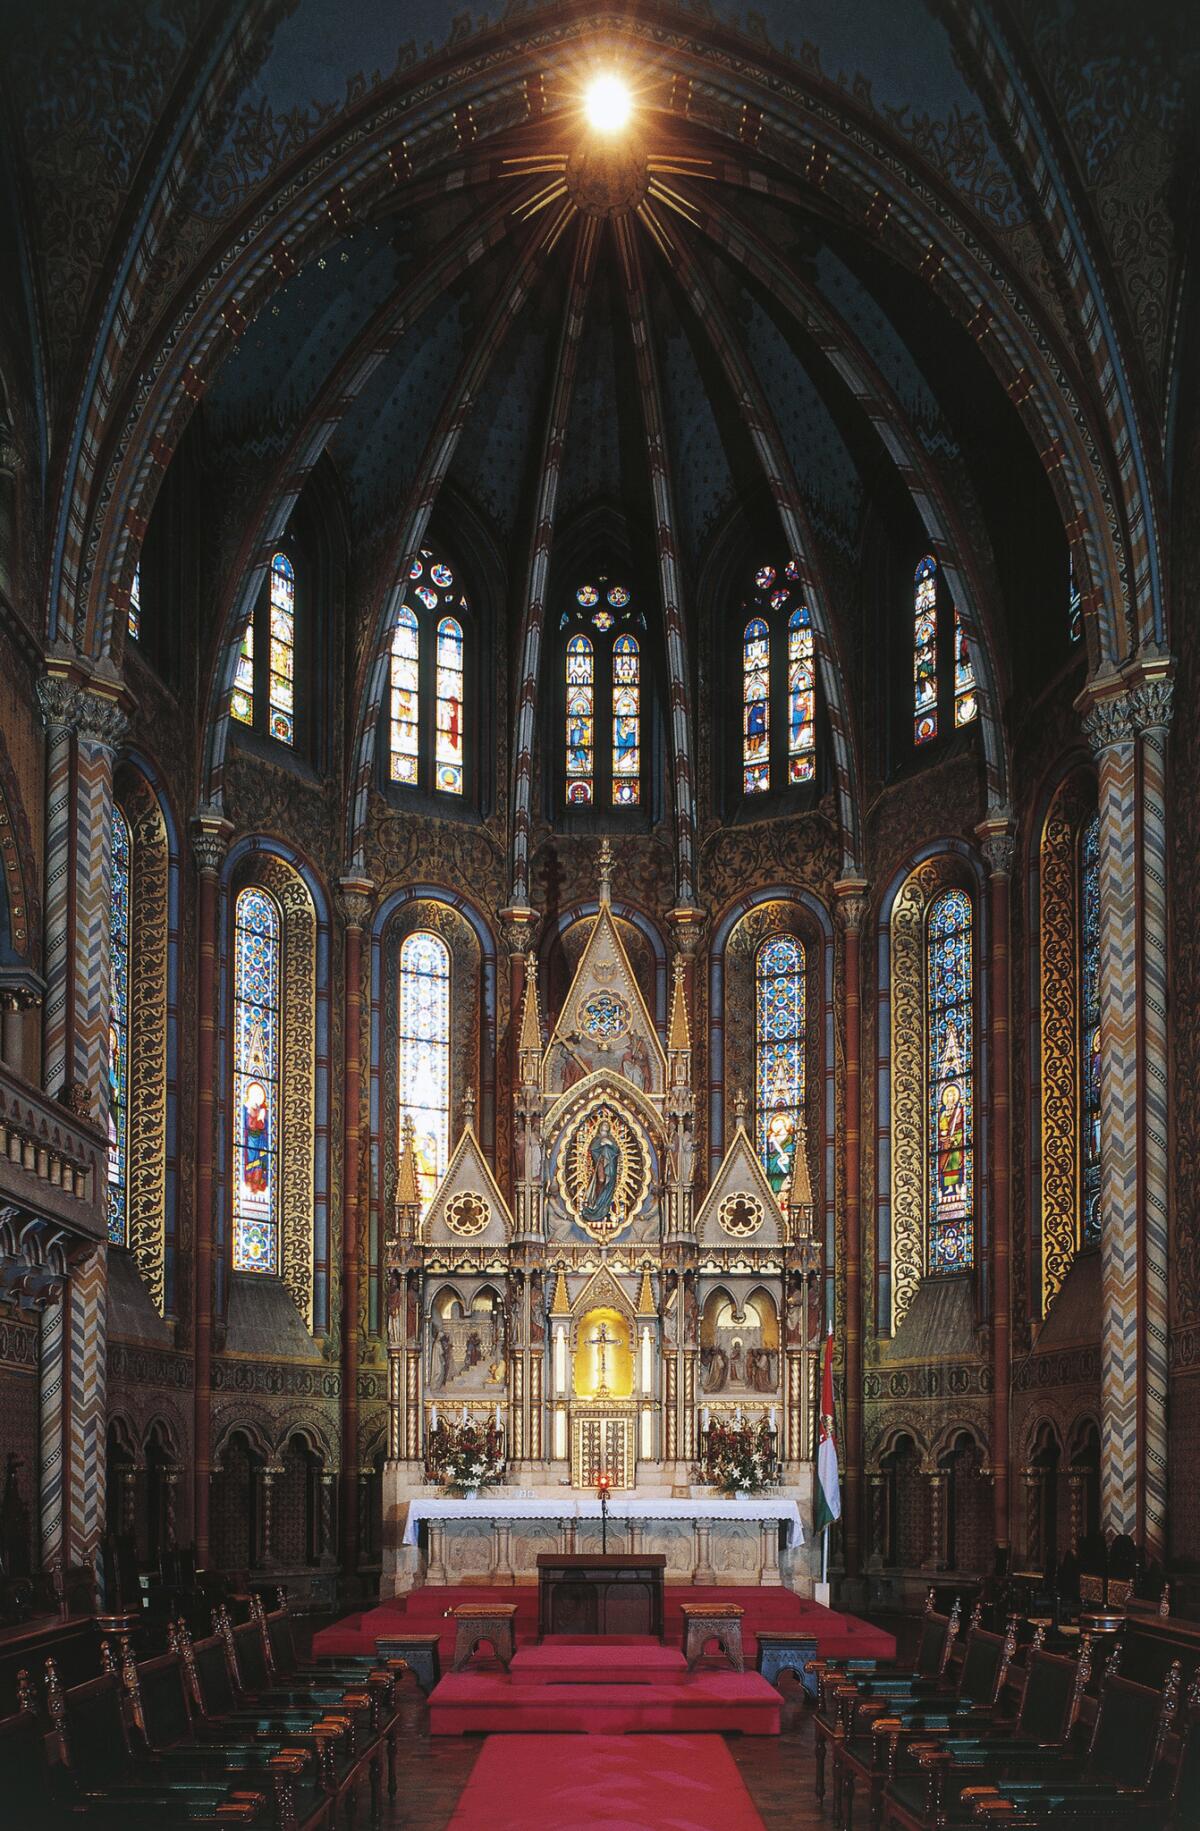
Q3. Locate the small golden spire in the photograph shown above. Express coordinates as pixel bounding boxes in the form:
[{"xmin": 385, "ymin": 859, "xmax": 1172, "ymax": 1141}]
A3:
[
  {"xmin": 396, "ymin": 1113, "xmax": 422, "ymax": 1207},
  {"xmin": 635, "ymin": 1263, "xmax": 656, "ymax": 1316},
  {"xmin": 788, "ymin": 1135, "xmax": 814, "ymax": 1213},
  {"xmin": 550, "ymin": 1263, "xmax": 572, "ymax": 1317},
  {"xmin": 668, "ymin": 956, "xmax": 691, "ymax": 1054},
  {"xmin": 519, "ymin": 951, "xmax": 543, "ymax": 1058}
]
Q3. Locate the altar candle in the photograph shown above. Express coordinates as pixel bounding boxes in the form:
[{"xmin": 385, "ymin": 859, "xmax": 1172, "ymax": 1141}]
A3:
[
  {"xmin": 431, "ymin": 1405, "xmax": 438, "ymax": 1429},
  {"xmin": 769, "ymin": 1406, "xmax": 776, "ymax": 1428},
  {"xmin": 461, "ymin": 1404, "xmax": 468, "ymax": 1424},
  {"xmin": 735, "ymin": 1405, "xmax": 742, "ymax": 1424},
  {"xmin": 702, "ymin": 1407, "xmax": 710, "ymax": 1430},
  {"xmin": 495, "ymin": 1403, "xmax": 501, "ymax": 1429}
]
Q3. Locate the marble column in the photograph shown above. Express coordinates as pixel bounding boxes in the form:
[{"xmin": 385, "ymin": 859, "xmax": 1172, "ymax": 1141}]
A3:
[
  {"xmin": 694, "ymin": 1520, "xmax": 715, "ymax": 1585},
  {"xmin": 760, "ymin": 1519, "xmax": 781, "ymax": 1584},
  {"xmin": 1081, "ymin": 667, "xmax": 1173, "ymax": 1555},
  {"xmin": 835, "ymin": 879, "xmax": 869, "ymax": 1575},
  {"xmin": 190, "ymin": 813, "xmax": 231, "ymax": 1564},
  {"xmin": 978, "ymin": 818, "xmax": 1015, "ymax": 1557},
  {"xmin": 338, "ymin": 878, "xmax": 373, "ymax": 1581}
]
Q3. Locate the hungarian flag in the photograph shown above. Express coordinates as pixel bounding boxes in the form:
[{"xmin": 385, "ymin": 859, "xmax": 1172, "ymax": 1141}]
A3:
[{"xmin": 815, "ymin": 1326, "xmax": 841, "ymax": 1534}]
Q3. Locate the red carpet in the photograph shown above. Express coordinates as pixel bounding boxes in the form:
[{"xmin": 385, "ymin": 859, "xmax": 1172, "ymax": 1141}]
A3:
[
  {"xmin": 510, "ymin": 1642, "xmax": 687, "ymax": 1684},
  {"xmin": 448, "ymin": 1733, "xmax": 765, "ymax": 1829}
]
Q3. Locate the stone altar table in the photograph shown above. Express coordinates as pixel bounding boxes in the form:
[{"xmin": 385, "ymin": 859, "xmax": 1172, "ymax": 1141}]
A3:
[{"xmin": 394, "ymin": 1493, "xmax": 805, "ymax": 1592}]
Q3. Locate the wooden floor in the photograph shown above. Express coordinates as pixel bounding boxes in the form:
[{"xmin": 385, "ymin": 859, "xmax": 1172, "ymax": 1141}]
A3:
[{"xmin": 376, "ymin": 1671, "xmax": 825, "ymax": 1828}]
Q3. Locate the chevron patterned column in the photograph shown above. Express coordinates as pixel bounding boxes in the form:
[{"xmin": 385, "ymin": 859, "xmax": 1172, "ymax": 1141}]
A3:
[
  {"xmin": 1130, "ymin": 668, "xmax": 1173, "ymax": 1560},
  {"xmin": 68, "ymin": 1248, "xmax": 108, "ymax": 1570},
  {"xmin": 1082, "ymin": 688, "xmax": 1141, "ymax": 1539},
  {"xmin": 978, "ymin": 816, "xmax": 1016, "ymax": 1557},
  {"xmin": 38, "ymin": 1288, "xmax": 66, "ymax": 1571},
  {"xmin": 36, "ymin": 676, "xmax": 76, "ymax": 1096}
]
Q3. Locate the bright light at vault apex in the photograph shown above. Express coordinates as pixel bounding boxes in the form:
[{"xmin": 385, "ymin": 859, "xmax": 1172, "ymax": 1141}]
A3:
[{"xmin": 584, "ymin": 72, "xmax": 633, "ymax": 135}]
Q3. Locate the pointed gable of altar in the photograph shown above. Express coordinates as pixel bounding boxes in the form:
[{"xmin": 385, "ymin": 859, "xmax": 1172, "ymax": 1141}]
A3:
[
  {"xmin": 423, "ymin": 1123, "xmax": 513, "ymax": 1248},
  {"xmin": 695, "ymin": 1121, "xmax": 784, "ymax": 1248},
  {"xmin": 544, "ymin": 902, "xmax": 666, "ymax": 1098}
]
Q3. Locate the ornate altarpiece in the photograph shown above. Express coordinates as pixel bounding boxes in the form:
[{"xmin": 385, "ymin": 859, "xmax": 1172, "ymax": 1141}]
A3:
[{"xmin": 383, "ymin": 851, "xmax": 822, "ymax": 1590}]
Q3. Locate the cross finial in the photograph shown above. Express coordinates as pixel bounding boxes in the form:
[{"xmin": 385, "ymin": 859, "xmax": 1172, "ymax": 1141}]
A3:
[{"xmin": 598, "ymin": 837, "xmax": 613, "ymax": 906}]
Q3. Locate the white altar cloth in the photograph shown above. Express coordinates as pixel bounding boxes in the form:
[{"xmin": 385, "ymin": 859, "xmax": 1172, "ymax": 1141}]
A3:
[{"xmin": 401, "ymin": 1494, "xmax": 804, "ymax": 1549}]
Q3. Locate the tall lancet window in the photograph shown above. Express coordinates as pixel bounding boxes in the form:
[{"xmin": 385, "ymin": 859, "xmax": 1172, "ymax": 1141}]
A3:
[
  {"xmin": 388, "ymin": 549, "xmax": 469, "ymax": 794},
  {"xmin": 230, "ymin": 546, "xmax": 301, "ymax": 746},
  {"xmin": 736, "ymin": 562, "xmax": 817, "ymax": 799},
  {"xmin": 755, "ymin": 935, "xmax": 806, "ymax": 1204},
  {"xmin": 232, "ymin": 887, "xmax": 281, "ymax": 1274},
  {"xmin": 913, "ymin": 556, "xmax": 939, "ymax": 744},
  {"xmin": 1080, "ymin": 813, "xmax": 1101, "ymax": 1246},
  {"xmin": 128, "ymin": 564, "xmax": 142, "ymax": 642},
  {"xmin": 953, "ymin": 611, "xmax": 977, "ymax": 728},
  {"xmin": 107, "ymin": 804, "xmax": 132, "ymax": 1246},
  {"xmin": 561, "ymin": 580, "xmax": 643, "ymax": 809},
  {"xmin": 267, "ymin": 551, "xmax": 296, "ymax": 745},
  {"xmin": 743, "ymin": 617, "xmax": 770, "ymax": 793},
  {"xmin": 399, "ymin": 930, "xmax": 451, "ymax": 1211},
  {"xmin": 926, "ymin": 888, "xmax": 974, "ymax": 1271}
]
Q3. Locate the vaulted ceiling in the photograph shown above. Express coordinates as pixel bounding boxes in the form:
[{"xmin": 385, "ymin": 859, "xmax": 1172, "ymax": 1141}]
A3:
[{"xmin": 1, "ymin": 0, "xmax": 1196, "ymax": 871}]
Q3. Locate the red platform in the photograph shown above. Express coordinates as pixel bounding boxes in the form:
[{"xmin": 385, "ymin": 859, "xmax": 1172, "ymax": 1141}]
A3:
[
  {"xmin": 510, "ymin": 1640, "xmax": 686, "ymax": 1684},
  {"xmin": 429, "ymin": 1665, "xmax": 782, "ymax": 1736},
  {"xmin": 313, "ymin": 1582, "xmax": 895, "ymax": 1669}
]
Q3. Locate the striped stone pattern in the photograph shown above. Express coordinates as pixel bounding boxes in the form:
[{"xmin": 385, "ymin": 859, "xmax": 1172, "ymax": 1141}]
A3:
[
  {"xmin": 40, "ymin": 711, "xmax": 74, "ymax": 1093},
  {"xmin": 203, "ymin": 183, "xmax": 535, "ymax": 812},
  {"xmin": 68, "ymin": 1252, "xmax": 108, "ymax": 1567},
  {"xmin": 953, "ymin": 0, "xmax": 1160, "ymax": 654},
  {"xmin": 644, "ymin": 199, "xmax": 862, "ymax": 870},
  {"xmin": 72, "ymin": 736, "xmax": 118, "ymax": 1101},
  {"xmin": 510, "ymin": 217, "xmax": 599, "ymax": 906},
  {"xmin": 347, "ymin": 201, "xmax": 573, "ymax": 865},
  {"xmin": 1136, "ymin": 686, "xmax": 1173, "ymax": 1559},
  {"xmin": 38, "ymin": 1293, "xmax": 65, "ymax": 1570},
  {"xmin": 57, "ymin": 6, "xmax": 268, "ymax": 653},
  {"xmin": 613, "ymin": 216, "xmax": 698, "ymax": 903},
  {"xmin": 679, "ymin": 184, "xmax": 1009, "ymax": 813},
  {"xmin": 1087, "ymin": 698, "xmax": 1140, "ymax": 1536}
]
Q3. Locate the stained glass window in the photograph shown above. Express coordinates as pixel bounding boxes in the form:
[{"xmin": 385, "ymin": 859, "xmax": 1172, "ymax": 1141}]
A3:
[
  {"xmin": 107, "ymin": 804, "xmax": 131, "ymax": 1247},
  {"xmin": 232, "ymin": 887, "xmax": 280, "ymax": 1275},
  {"xmin": 399, "ymin": 931, "xmax": 450, "ymax": 1211},
  {"xmin": 128, "ymin": 564, "xmax": 141, "ymax": 642},
  {"xmin": 267, "ymin": 551, "xmax": 296, "ymax": 745},
  {"xmin": 566, "ymin": 634, "xmax": 595, "ymax": 805},
  {"xmin": 390, "ymin": 606, "xmax": 420, "ymax": 783},
  {"xmin": 435, "ymin": 616, "xmax": 464, "ymax": 794},
  {"xmin": 232, "ymin": 614, "xmax": 254, "ymax": 726},
  {"xmin": 755, "ymin": 935, "xmax": 805, "ymax": 1206},
  {"xmin": 612, "ymin": 634, "xmax": 640, "ymax": 806},
  {"xmin": 743, "ymin": 618, "xmax": 770, "ymax": 793},
  {"xmin": 914, "ymin": 556, "xmax": 938, "ymax": 744},
  {"xmin": 787, "ymin": 605, "xmax": 815, "ymax": 782},
  {"xmin": 1080, "ymin": 813, "xmax": 1101, "ymax": 1247},
  {"xmin": 1068, "ymin": 554, "xmax": 1083, "ymax": 644},
  {"xmin": 926, "ymin": 888, "xmax": 974, "ymax": 1271},
  {"xmin": 388, "ymin": 550, "xmax": 467, "ymax": 793},
  {"xmin": 953, "ymin": 610, "xmax": 977, "ymax": 728}
]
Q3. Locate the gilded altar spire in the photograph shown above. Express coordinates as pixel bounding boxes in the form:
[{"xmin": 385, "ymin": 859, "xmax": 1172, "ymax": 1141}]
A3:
[
  {"xmin": 393, "ymin": 1112, "xmax": 422, "ymax": 1241},
  {"xmin": 518, "ymin": 949, "xmax": 543, "ymax": 1085},
  {"xmin": 636, "ymin": 1263, "xmax": 657, "ymax": 1316},
  {"xmin": 668, "ymin": 956, "xmax": 691, "ymax": 1056},
  {"xmin": 550, "ymin": 1263, "xmax": 572, "ymax": 1317}
]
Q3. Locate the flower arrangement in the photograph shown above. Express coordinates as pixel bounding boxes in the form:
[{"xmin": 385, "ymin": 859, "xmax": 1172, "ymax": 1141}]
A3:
[
  {"xmin": 701, "ymin": 1417, "xmax": 777, "ymax": 1497},
  {"xmin": 425, "ymin": 1416, "xmax": 506, "ymax": 1497}
]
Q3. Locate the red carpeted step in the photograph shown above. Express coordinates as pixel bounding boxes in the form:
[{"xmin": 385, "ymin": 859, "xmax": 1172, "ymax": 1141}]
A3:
[
  {"xmin": 449, "ymin": 1733, "xmax": 765, "ymax": 1829},
  {"xmin": 510, "ymin": 1643, "xmax": 687, "ymax": 1685},
  {"xmin": 429, "ymin": 1670, "xmax": 781, "ymax": 1736}
]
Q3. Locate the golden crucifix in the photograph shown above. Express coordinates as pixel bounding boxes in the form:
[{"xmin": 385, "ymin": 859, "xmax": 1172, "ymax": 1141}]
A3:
[{"xmin": 588, "ymin": 1319, "xmax": 618, "ymax": 1399}]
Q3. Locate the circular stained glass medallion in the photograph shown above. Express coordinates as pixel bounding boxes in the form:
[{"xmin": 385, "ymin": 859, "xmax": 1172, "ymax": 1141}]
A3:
[
  {"xmin": 607, "ymin": 583, "xmax": 630, "ymax": 608},
  {"xmin": 431, "ymin": 563, "xmax": 454, "ymax": 588},
  {"xmin": 756, "ymin": 565, "xmax": 776, "ymax": 590},
  {"xmin": 577, "ymin": 584, "xmax": 599, "ymax": 608}
]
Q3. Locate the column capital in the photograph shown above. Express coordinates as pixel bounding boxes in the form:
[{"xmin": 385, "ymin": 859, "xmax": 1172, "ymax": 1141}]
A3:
[
  {"xmin": 36, "ymin": 673, "xmax": 129, "ymax": 753},
  {"xmin": 337, "ymin": 875, "xmax": 375, "ymax": 930},
  {"xmin": 667, "ymin": 904, "xmax": 705, "ymax": 955},
  {"xmin": 190, "ymin": 809, "xmax": 233, "ymax": 878},
  {"xmin": 498, "ymin": 905, "xmax": 539, "ymax": 955},
  {"xmin": 976, "ymin": 813, "xmax": 1017, "ymax": 879},
  {"xmin": 1076, "ymin": 658, "xmax": 1175, "ymax": 754},
  {"xmin": 834, "ymin": 877, "xmax": 870, "ymax": 934}
]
